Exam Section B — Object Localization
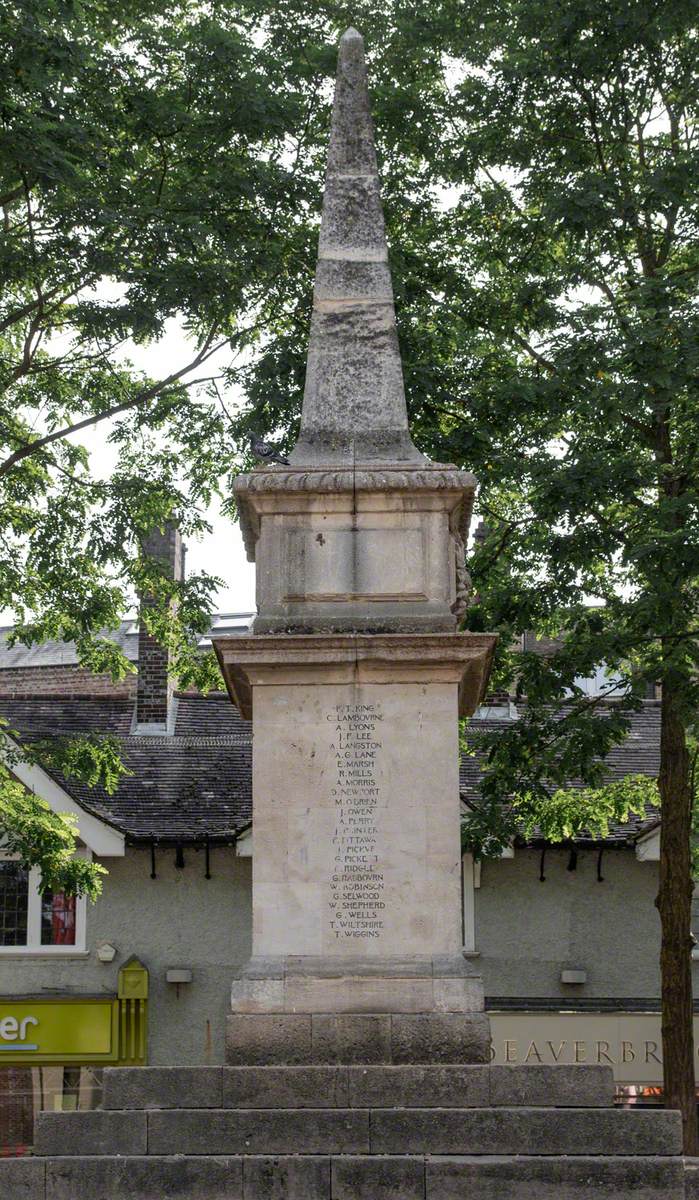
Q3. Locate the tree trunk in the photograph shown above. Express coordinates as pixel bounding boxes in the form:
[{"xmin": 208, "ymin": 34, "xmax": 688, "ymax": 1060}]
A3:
[{"xmin": 656, "ymin": 682, "xmax": 697, "ymax": 1153}]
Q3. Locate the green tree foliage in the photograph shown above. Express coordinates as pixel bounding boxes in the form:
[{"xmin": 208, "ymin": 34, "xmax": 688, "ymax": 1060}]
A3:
[
  {"xmin": 0, "ymin": 718, "xmax": 127, "ymax": 894},
  {"xmin": 430, "ymin": 1, "xmax": 699, "ymax": 1149},
  {"xmin": 0, "ymin": 0, "xmax": 320, "ymax": 683},
  {"xmin": 0, "ymin": 0, "xmax": 331, "ymax": 823},
  {"xmin": 0, "ymin": 779, "xmax": 107, "ymax": 899},
  {"xmin": 0, "ymin": 0, "xmax": 304, "ymax": 892},
  {"xmin": 462, "ymin": 765, "xmax": 660, "ymax": 858}
]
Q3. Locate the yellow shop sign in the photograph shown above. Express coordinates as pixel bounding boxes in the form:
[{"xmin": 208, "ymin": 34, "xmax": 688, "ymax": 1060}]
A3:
[
  {"xmin": 0, "ymin": 999, "xmax": 117, "ymax": 1064},
  {"xmin": 0, "ymin": 959, "xmax": 149, "ymax": 1065}
]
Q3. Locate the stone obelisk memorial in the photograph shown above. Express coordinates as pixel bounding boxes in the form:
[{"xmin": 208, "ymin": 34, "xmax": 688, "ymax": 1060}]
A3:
[{"xmin": 215, "ymin": 27, "xmax": 497, "ymax": 1063}]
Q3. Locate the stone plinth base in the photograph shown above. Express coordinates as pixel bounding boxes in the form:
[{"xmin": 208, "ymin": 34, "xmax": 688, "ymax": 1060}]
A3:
[
  {"xmin": 10, "ymin": 1062, "xmax": 684, "ymax": 1200},
  {"xmin": 230, "ymin": 955, "xmax": 485, "ymax": 1015},
  {"xmin": 225, "ymin": 1011, "xmax": 491, "ymax": 1065},
  {"xmin": 227, "ymin": 956, "xmax": 490, "ymax": 1065}
]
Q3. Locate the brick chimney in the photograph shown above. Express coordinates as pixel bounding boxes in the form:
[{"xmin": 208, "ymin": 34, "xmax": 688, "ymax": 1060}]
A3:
[
  {"xmin": 135, "ymin": 523, "xmax": 185, "ymax": 732},
  {"xmin": 473, "ymin": 519, "xmax": 489, "ymax": 547}
]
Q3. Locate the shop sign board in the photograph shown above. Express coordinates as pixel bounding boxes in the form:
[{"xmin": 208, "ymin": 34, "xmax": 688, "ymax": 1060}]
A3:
[
  {"xmin": 489, "ymin": 1011, "xmax": 699, "ymax": 1085},
  {"xmin": 0, "ymin": 998, "xmax": 119, "ymax": 1064}
]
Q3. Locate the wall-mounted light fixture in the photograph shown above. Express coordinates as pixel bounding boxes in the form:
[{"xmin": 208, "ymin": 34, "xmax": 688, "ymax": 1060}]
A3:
[
  {"xmin": 560, "ymin": 969, "xmax": 587, "ymax": 985},
  {"xmin": 96, "ymin": 942, "xmax": 117, "ymax": 963},
  {"xmin": 166, "ymin": 968, "xmax": 193, "ymax": 985}
]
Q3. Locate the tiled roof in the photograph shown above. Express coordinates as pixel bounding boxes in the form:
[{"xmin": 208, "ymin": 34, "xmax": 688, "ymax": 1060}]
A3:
[
  {"xmin": 0, "ymin": 693, "xmax": 251, "ymax": 843},
  {"xmin": 0, "ymin": 694, "xmax": 661, "ymax": 848},
  {"xmin": 460, "ymin": 702, "xmax": 661, "ymax": 845}
]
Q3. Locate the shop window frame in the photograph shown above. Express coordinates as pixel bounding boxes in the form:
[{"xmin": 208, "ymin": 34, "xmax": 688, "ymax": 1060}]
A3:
[{"xmin": 0, "ymin": 850, "xmax": 89, "ymax": 956}]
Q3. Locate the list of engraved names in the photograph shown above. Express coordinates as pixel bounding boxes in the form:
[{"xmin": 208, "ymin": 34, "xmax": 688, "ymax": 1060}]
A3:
[{"xmin": 328, "ymin": 702, "xmax": 385, "ymax": 940}]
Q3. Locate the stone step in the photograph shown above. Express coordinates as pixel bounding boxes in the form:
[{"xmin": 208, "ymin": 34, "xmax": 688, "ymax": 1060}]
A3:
[
  {"xmin": 102, "ymin": 1063, "xmax": 615, "ymax": 1111},
  {"xmin": 367, "ymin": 1106, "xmax": 682, "ymax": 1157},
  {"xmin": 34, "ymin": 1105, "xmax": 682, "ymax": 1158},
  {"xmin": 423, "ymin": 1155, "xmax": 686, "ymax": 1200},
  {"xmin": 0, "ymin": 1154, "xmax": 686, "ymax": 1200},
  {"xmin": 686, "ymin": 1158, "xmax": 699, "ymax": 1197}
]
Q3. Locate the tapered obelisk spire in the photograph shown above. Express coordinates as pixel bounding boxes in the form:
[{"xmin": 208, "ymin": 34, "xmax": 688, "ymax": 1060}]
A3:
[{"xmin": 288, "ymin": 28, "xmax": 425, "ymax": 466}]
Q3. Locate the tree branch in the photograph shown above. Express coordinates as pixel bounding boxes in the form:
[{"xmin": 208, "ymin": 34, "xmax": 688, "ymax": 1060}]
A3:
[
  {"xmin": 0, "ymin": 280, "xmax": 81, "ymax": 334},
  {"xmin": 510, "ymin": 331, "xmax": 557, "ymax": 374},
  {"xmin": 0, "ymin": 183, "xmax": 26, "ymax": 208},
  {"xmin": 0, "ymin": 327, "xmax": 224, "ymax": 477}
]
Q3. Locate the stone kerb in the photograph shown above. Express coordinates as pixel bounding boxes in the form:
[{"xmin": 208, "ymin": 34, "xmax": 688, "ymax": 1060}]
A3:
[{"xmin": 0, "ymin": 1152, "xmax": 687, "ymax": 1200}]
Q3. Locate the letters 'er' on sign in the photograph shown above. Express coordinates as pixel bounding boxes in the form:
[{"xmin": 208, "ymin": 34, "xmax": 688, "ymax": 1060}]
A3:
[
  {"xmin": 0, "ymin": 960, "xmax": 149, "ymax": 1064},
  {"xmin": 0, "ymin": 1000, "xmax": 116, "ymax": 1063},
  {"xmin": 0, "ymin": 1014, "xmax": 39, "ymax": 1044},
  {"xmin": 214, "ymin": 29, "xmax": 497, "ymax": 1061}
]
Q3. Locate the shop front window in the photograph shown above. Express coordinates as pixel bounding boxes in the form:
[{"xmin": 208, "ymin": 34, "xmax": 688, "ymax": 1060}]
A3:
[
  {"xmin": 0, "ymin": 856, "xmax": 86, "ymax": 953},
  {"xmin": 0, "ymin": 1067, "xmax": 103, "ymax": 1155}
]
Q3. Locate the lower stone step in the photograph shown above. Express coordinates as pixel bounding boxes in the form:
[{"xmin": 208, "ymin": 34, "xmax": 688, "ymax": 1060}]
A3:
[
  {"xmin": 34, "ymin": 1105, "xmax": 682, "ymax": 1157},
  {"xmin": 424, "ymin": 1155, "xmax": 686, "ymax": 1199},
  {"xmin": 0, "ymin": 1154, "xmax": 687, "ymax": 1200},
  {"xmin": 102, "ymin": 1063, "xmax": 615, "ymax": 1111}
]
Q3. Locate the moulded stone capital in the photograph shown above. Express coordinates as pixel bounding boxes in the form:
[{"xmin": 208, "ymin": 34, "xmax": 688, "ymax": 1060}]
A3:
[
  {"xmin": 213, "ymin": 632, "xmax": 497, "ymax": 720},
  {"xmin": 235, "ymin": 464, "xmax": 476, "ymax": 495}
]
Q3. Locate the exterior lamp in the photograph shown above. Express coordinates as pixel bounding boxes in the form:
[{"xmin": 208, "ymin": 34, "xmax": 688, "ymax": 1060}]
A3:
[{"xmin": 560, "ymin": 969, "xmax": 587, "ymax": 985}]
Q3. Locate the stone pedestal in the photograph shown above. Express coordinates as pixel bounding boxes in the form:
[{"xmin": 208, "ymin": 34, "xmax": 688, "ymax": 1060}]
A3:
[{"xmin": 215, "ymin": 633, "xmax": 495, "ymax": 1061}]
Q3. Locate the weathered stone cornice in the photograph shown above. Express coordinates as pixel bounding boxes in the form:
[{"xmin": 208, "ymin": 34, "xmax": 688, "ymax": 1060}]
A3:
[
  {"xmin": 213, "ymin": 631, "xmax": 497, "ymax": 720},
  {"xmin": 235, "ymin": 463, "xmax": 475, "ymax": 495}
]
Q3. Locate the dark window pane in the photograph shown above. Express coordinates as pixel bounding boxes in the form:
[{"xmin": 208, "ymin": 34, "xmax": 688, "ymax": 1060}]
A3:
[
  {"xmin": 0, "ymin": 1067, "xmax": 34, "ymax": 1155},
  {"xmin": 0, "ymin": 862, "xmax": 29, "ymax": 947},
  {"xmin": 41, "ymin": 890, "xmax": 76, "ymax": 946}
]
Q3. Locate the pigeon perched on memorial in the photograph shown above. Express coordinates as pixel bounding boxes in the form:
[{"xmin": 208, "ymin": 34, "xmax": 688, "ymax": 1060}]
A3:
[{"xmin": 249, "ymin": 435, "xmax": 290, "ymax": 466}]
